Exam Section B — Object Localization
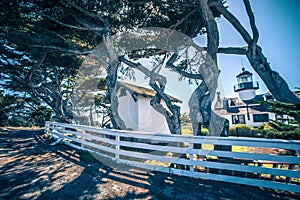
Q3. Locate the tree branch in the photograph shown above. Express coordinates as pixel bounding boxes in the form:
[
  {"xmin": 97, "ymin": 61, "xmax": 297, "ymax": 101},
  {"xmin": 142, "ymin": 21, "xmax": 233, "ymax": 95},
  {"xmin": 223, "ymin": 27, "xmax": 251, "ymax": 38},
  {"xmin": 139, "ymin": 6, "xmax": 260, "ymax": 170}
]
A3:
[
  {"xmin": 31, "ymin": 45, "xmax": 93, "ymax": 55},
  {"xmin": 169, "ymin": 8, "xmax": 197, "ymax": 30},
  {"xmin": 27, "ymin": 52, "xmax": 47, "ymax": 88},
  {"xmin": 217, "ymin": 47, "xmax": 247, "ymax": 55},
  {"xmin": 212, "ymin": 1, "xmax": 252, "ymax": 45},
  {"xmin": 243, "ymin": 0, "xmax": 259, "ymax": 44},
  {"xmin": 119, "ymin": 56, "xmax": 167, "ymax": 85},
  {"xmin": 103, "ymin": 33, "xmax": 127, "ymax": 129},
  {"xmin": 69, "ymin": 2, "xmax": 106, "ymax": 24},
  {"xmin": 243, "ymin": 0, "xmax": 259, "ymax": 56},
  {"xmin": 40, "ymin": 28, "xmax": 72, "ymax": 44},
  {"xmin": 166, "ymin": 53, "xmax": 203, "ymax": 80},
  {"xmin": 43, "ymin": 14, "xmax": 107, "ymax": 32},
  {"xmin": 197, "ymin": 0, "xmax": 219, "ymax": 63}
]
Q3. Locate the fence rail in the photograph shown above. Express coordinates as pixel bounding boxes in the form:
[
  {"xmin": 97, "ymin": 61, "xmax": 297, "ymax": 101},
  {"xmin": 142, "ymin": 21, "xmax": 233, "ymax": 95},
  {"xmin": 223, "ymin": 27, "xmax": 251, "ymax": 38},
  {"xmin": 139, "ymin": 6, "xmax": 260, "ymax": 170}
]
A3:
[{"xmin": 45, "ymin": 121, "xmax": 300, "ymax": 193}]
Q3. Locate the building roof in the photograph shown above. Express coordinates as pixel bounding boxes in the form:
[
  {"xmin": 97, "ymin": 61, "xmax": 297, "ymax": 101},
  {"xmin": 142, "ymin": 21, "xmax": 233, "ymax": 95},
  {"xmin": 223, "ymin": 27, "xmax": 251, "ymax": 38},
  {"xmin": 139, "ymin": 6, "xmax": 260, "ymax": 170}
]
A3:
[
  {"xmin": 236, "ymin": 67, "xmax": 252, "ymax": 78},
  {"xmin": 117, "ymin": 81, "xmax": 182, "ymax": 103},
  {"xmin": 214, "ymin": 91, "xmax": 300, "ymax": 116},
  {"xmin": 214, "ymin": 93, "xmax": 272, "ymax": 116}
]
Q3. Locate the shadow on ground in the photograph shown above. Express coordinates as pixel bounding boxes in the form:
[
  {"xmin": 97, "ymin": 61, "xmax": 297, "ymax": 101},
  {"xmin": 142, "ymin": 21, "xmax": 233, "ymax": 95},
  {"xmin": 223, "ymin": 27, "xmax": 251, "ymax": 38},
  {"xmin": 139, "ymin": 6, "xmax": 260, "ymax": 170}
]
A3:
[{"xmin": 0, "ymin": 130, "xmax": 299, "ymax": 200}]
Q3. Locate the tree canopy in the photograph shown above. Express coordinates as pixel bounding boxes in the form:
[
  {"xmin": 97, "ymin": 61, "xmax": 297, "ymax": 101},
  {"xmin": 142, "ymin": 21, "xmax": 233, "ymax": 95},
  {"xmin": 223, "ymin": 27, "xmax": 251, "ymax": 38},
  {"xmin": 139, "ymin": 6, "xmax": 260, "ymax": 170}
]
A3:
[{"xmin": 1, "ymin": 0, "xmax": 299, "ymax": 136}]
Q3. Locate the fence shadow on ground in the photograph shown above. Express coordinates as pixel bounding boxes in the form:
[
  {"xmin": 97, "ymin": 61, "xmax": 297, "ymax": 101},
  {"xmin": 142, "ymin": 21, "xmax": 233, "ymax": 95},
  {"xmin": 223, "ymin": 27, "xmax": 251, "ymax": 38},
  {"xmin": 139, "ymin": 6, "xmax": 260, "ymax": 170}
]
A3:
[{"xmin": 0, "ymin": 130, "xmax": 299, "ymax": 199}]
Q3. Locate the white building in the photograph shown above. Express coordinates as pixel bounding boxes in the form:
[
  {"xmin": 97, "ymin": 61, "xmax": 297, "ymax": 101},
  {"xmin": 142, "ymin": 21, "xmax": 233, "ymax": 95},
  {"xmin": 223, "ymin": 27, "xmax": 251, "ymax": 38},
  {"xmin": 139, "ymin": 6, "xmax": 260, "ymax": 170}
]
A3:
[
  {"xmin": 116, "ymin": 82, "xmax": 182, "ymax": 134},
  {"xmin": 214, "ymin": 92, "xmax": 277, "ymax": 127},
  {"xmin": 214, "ymin": 68, "xmax": 299, "ymax": 127}
]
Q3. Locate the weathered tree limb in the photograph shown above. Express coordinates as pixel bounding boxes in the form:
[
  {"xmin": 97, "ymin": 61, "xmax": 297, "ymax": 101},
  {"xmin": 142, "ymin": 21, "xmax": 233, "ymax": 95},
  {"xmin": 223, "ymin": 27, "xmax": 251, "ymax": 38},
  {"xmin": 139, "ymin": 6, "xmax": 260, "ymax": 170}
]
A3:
[
  {"xmin": 43, "ymin": 14, "xmax": 107, "ymax": 33},
  {"xmin": 212, "ymin": 0, "xmax": 252, "ymax": 44},
  {"xmin": 69, "ymin": 2, "xmax": 106, "ymax": 24},
  {"xmin": 166, "ymin": 53, "xmax": 204, "ymax": 80},
  {"xmin": 198, "ymin": 0, "xmax": 219, "ymax": 63},
  {"xmin": 26, "ymin": 52, "xmax": 47, "ymax": 88},
  {"xmin": 119, "ymin": 56, "xmax": 167, "ymax": 86},
  {"xmin": 103, "ymin": 33, "xmax": 127, "ymax": 129},
  {"xmin": 212, "ymin": 0, "xmax": 300, "ymax": 104},
  {"xmin": 243, "ymin": 0, "xmax": 259, "ymax": 45},
  {"xmin": 169, "ymin": 8, "xmax": 197, "ymax": 30},
  {"xmin": 217, "ymin": 47, "xmax": 247, "ymax": 55},
  {"xmin": 150, "ymin": 83, "xmax": 181, "ymax": 135},
  {"xmin": 195, "ymin": 0, "xmax": 229, "ymax": 136},
  {"xmin": 188, "ymin": 81, "xmax": 209, "ymax": 135},
  {"xmin": 32, "ymin": 45, "xmax": 93, "ymax": 55}
]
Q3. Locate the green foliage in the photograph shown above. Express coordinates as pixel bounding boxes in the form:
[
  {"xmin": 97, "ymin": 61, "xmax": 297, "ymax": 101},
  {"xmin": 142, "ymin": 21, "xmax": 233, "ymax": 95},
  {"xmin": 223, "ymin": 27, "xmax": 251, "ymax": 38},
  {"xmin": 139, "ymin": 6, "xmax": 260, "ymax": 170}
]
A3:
[
  {"xmin": 261, "ymin": 100, "xmax": 300, "ymax": 139},
  {"xmin": 0, "ymin": 91, "xmax": 24, "ymax": 126},
  {"xmin": 201, "ymin": 128, "xmax": 209, "ymax": 136},
  {"xmin": 0, "ymin": 90, "xmax": 53, "ymax": 127},
  {"xmin": 264, "ymin": 127, "xmax": 300, "ymax": 140},
  {"xmin": 27, "ymin": 106, "xmax": 54, "ymax": 127},
  {"xmin": 256, "ymin": 123, "xmax": 274, "ymax": 131},
  {"xmin": 0, "ymin": 0, "xmax": 222, "ymax": 124},
  {"xmin": 268, "ymin": 120, "xmax": 294, "ymax": 132},
  {"xmin": 263, "ymin": 100, "xmax": 300, "ymax": 123}
]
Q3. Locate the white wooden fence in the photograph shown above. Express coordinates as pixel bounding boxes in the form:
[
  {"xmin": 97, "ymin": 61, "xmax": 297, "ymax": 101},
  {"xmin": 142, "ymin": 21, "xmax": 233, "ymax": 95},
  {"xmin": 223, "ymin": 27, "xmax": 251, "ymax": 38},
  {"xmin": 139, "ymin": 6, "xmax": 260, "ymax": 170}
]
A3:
[{"xmin": 45, "ymin": 121, "xmax": 300, "ymax": 193}]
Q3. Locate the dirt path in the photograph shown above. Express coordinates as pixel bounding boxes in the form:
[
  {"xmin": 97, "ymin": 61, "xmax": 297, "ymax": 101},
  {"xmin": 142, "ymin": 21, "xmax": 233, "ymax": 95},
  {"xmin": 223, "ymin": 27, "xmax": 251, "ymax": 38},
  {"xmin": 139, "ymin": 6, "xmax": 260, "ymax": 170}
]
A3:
[{"xmin": 0, "ymin": 130, "xmax": 299, "ymax": 200}]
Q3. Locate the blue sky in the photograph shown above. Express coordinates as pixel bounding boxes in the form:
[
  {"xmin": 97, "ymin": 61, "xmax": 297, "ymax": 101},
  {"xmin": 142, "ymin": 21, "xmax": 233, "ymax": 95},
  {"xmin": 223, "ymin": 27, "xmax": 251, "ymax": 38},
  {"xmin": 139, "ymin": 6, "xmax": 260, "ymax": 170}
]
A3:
[{"xmin": 197, "ymin": 0, "xmax": 300, "ymax": 98}]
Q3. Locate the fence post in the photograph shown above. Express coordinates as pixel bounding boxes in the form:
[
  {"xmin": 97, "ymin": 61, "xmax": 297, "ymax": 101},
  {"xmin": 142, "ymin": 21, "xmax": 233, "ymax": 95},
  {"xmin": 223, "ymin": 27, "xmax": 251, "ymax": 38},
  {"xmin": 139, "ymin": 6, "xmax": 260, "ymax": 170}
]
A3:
[
  {"xmin": 115, "ymin": 134, "xmax": 120, "ymax": 160},
  {"xmin": 44, "ymin": 121, "xmax": 49, "ymax": 134},
  {"xmin": 286, "ymin": 164, "xmax": 295, "ymax": 183},
  {"xmin": 271, "ymin": 164, "xmax": 278, "ymax": 181},
  {"xmin": 81, "ymin": 129, "xmax": 85, "ymax": 149},
  {"xmin": 189, "ymin": 143, "xmax": 194, "ymax": 173},
  {"xmin": 49, "ymin": 122, "xmax": 54, "ymax": 138},
  {"xmin": 61, "ymin": 125, "xmax": 65, "ymax": 137}
]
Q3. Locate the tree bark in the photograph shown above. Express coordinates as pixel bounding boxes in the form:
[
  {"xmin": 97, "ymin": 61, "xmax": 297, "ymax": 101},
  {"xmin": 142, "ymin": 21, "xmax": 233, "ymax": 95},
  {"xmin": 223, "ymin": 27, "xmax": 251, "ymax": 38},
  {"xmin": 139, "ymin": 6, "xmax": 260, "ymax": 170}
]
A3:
[
  {"xmin": 103, "ymin": 33, "xmax": 126, "ymax": 129},
  {"xmin": 195, "ymin": 0, "xmax": 229, "ymax": 136}
]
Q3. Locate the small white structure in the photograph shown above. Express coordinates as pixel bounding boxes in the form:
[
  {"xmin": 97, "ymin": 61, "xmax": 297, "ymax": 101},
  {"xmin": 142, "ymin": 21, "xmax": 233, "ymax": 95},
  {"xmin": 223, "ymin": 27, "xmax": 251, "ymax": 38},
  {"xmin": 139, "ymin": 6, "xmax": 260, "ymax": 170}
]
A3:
[{"xmin": 116, "ymin": 82, "xmax": 182, "ymax": 134}]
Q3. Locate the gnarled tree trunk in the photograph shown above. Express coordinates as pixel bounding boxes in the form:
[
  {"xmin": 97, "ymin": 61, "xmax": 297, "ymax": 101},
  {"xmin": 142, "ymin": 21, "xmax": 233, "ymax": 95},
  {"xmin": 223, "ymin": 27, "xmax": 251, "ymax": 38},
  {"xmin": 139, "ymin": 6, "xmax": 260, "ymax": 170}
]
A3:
[
  {"xmin": 191, "ymin": 0, "xmax": 229, "ymax": 136},
  {"xmin": 103, "ymin": 33, "xmax": 126, "ymax": 129}
]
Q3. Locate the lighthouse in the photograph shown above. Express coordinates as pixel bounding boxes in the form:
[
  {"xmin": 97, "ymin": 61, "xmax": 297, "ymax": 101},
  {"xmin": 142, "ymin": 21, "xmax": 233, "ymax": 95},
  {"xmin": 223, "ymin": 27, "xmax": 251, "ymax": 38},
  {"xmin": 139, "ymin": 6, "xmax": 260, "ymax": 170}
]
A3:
[{"xmin": 234, "ymin": 68, "xmax": 259, "ymax": 101}]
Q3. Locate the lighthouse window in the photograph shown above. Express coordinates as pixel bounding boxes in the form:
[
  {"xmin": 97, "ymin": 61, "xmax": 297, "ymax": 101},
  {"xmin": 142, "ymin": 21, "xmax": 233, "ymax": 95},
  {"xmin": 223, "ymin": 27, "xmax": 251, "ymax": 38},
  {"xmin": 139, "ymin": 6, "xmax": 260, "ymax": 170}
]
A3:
[
  {"xmin": 232, "ymin": 115, "xmax": 246, "ymax": 124},
  {"xmin": 238, "ymin": 76, "xmax": 252, "ymax": 83},
  {"xmin": 253, "ymin": 114, "xmax": 269, "ymax": 122}
]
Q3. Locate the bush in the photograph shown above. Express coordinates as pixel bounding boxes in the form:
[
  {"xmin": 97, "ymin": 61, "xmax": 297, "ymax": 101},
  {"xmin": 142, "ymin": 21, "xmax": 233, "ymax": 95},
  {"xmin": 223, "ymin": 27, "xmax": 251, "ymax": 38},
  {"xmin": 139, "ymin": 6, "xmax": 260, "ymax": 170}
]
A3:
[
  {"xmin": 201, "ymin": 128, "xmax": 209, "ymax": 136},
  {"xmin": 250, "ymin": 127, "xmax": 259, "ymax": 131},
  {"xmin": 229, "ymin": 124, "xmax": 250, "ymax": 131},
  {"xmin": 264, "ymin": 127, "xmax": 300, "ymax": 140},
  {"xmin": 256, "ymin": 123, "xmax": 273, "ymax": 130}
]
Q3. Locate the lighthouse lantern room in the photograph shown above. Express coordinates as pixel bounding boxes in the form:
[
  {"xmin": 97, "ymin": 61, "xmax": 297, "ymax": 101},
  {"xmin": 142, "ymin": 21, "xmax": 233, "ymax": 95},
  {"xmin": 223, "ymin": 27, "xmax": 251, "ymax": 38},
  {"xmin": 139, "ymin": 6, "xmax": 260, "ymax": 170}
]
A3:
[{"xmin": 234, "ymin": 68, "xmax": 259, "ymax": 101}]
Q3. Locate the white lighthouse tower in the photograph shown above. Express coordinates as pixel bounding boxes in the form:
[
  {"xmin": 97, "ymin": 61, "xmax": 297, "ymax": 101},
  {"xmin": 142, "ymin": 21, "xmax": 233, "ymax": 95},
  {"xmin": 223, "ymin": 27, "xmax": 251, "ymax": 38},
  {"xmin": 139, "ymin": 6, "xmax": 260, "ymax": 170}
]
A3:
[{"xmin": 234, "ymin": 68, "xmax": 259, "ymax": 101}]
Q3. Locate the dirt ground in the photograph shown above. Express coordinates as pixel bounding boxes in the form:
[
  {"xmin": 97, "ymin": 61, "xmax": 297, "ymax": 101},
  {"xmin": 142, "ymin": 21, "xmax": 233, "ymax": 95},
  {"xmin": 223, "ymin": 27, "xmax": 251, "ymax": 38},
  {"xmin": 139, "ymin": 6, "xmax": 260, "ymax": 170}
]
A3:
[{"xmin": 0, "ymin": 129, "xmax": 299, "ymax": 200}]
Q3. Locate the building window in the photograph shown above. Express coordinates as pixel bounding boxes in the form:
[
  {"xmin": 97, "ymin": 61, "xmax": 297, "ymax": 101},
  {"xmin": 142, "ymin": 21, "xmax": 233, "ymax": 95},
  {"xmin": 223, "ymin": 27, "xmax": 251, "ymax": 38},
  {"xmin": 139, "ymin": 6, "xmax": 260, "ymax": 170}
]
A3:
[
  {"xmin": 253, "ymin": 114, "xmax": 269, "ymax": 122},
  {"xmin": 232, "ymin": 115, "xmax": 246, "ymax": 124},
  {"xmin": 119, "ymin": 88, "xmax": 127, "ymax": 97}
]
